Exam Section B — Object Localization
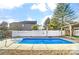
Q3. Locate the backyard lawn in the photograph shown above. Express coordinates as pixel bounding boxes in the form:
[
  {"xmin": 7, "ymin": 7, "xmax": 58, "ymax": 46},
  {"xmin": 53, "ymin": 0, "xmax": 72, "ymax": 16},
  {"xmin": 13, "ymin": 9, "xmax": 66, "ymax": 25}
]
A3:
[{"xmin": 72, "ymin": 36, "xmax": 79, "ymax": 38}]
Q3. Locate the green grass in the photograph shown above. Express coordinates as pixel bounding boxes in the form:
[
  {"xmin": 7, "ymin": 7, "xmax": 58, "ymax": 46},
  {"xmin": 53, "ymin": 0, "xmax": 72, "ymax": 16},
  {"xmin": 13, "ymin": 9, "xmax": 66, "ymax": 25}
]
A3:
[
  {"xmin": 72, "ymin": 36, "xmax": 79, "ymax": 38},
  {"xmin": 65, "ymin": 35, "xmax": 79, "ymax": 39},
  {"xmin": 65, "ymin": 34, "xmax": 70, "ymax": 36}
]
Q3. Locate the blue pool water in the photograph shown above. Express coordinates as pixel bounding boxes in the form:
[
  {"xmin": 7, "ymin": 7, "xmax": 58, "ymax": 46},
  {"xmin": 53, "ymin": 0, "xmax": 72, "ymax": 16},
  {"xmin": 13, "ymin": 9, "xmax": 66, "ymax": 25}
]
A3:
[{"xmin": 18, "ymin": 38, "xmax": 74, "ymax": 44}]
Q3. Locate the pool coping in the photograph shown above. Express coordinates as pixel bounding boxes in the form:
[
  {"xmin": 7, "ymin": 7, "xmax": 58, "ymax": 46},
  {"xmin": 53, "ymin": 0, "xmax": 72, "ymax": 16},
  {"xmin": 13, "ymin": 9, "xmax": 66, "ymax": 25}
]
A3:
[{"xmin": 60, "ymin": 38, "xmax": 77, "ymax": 43}]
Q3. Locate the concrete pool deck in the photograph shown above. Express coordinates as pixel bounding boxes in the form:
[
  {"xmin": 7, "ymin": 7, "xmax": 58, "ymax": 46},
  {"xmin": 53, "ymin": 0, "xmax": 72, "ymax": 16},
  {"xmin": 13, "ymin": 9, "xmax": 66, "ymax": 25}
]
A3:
[{"xmin": 0, "ymin": 39, "xmax": 79, "ymax": 50}]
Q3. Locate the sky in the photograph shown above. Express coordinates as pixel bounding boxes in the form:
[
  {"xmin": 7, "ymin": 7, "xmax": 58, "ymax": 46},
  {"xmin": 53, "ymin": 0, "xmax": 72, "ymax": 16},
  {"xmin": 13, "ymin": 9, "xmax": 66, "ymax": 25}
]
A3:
[{"xmin": 0, "ymin": 0, "xmax": 79, "ymax": 25}]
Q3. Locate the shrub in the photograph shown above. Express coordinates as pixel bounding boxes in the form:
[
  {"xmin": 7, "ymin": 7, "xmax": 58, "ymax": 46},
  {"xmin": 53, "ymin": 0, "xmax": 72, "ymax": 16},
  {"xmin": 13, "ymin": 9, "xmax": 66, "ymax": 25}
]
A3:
[{"xmin": 14, "ymin": 36, "xmax": 22, "ymax": 38}]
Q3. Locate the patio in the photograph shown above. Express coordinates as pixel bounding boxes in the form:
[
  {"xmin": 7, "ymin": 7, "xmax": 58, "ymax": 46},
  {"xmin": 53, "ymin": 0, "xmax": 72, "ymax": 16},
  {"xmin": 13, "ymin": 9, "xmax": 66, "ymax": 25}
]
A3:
[{"xmin": 0, "ymin": 38, "xmax": 79, "ymax": 55}]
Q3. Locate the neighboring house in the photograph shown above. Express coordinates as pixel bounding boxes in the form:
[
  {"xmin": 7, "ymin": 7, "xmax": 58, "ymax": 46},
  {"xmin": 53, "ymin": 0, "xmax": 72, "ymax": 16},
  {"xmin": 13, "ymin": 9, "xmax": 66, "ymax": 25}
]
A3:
[{"xmin": 9, "ymin": 21, "xmax": 37, "ymax": 30}]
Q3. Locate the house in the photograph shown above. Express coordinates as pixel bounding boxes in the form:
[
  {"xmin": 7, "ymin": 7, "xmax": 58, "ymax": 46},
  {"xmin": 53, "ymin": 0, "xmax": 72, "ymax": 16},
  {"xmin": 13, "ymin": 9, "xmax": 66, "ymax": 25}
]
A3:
[{"xmin": 9, "ymin": 21, "xmax": 37, "ymax": 30}]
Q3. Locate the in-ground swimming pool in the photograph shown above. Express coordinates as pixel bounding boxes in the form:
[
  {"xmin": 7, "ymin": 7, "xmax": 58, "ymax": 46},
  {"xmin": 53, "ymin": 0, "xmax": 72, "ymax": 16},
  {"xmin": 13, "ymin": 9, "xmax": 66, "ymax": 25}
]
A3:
[{"xmin": 18, "ymin": 38, "xmax": 74, "ymax": 44}]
